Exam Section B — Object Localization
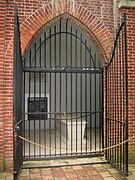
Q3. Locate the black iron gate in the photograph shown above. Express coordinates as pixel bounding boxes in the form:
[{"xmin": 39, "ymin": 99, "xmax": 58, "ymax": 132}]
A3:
[
  {"xmin": 105, "ymin": 14, "xmax": 128, "ymax": 175},
  {"xmin": 23, "ymin": 17, "xmax": 104, "ymax": 160},
  {"xmin": 13, "ymin": 3, "xmax": 23, "ymax": 179}
]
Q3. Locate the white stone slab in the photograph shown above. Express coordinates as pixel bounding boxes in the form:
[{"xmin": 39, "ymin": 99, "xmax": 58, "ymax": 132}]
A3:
[{"xmin": 56, "ymin": 115, "xmax": 86, "ymax": 146}]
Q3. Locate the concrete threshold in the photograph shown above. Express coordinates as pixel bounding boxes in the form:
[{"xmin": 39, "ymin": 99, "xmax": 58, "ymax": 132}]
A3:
[{"xmin": 22, "ymin": 156, "xmax": 107, "ymax": 169}]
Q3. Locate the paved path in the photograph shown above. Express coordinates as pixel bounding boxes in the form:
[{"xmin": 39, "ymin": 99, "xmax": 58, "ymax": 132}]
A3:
[{"xmin": 0, "ymin": 163, "xmax": 135, "ymax": 179}]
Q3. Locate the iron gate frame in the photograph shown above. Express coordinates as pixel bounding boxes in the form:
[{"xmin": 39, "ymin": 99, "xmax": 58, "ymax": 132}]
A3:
[
  {"xmin": 105, "ymin": 13, "xmax": 128, "ymax": 176},
  {"xmin": 13, "ymin": 8, "xmax": 129, "ymax": 179},
  {"xmin": 22, "ymin": 17, "xmax": 104, "ymax": 161},
  {"xmin": 13, "ymin": 2, "xmax": 23, "ymax": 179}
]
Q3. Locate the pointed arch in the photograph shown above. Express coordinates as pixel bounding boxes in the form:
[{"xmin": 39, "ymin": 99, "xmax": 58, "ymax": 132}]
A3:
[{"xmin": 19, "ymin": 1, "xmax": 113, "ymax": 63}]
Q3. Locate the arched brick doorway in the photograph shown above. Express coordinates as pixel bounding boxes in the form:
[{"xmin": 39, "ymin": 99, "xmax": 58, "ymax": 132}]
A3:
[
  {"xmin": 11, "ymin": 2, "xmax": 113, "ymax": 177},
  {"xmin": 23, "ymin": 17, "xmax": 104, "ymax": 160},
  {"xmin": 13, "ymin": 3, "xmax": 128, "ymax": 179}
]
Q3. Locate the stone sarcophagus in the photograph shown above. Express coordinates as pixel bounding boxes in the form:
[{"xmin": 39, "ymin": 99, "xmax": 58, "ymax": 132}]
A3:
[{"xmin": 56, "ymin": 113, "xmax": 86, "ymax": 147}]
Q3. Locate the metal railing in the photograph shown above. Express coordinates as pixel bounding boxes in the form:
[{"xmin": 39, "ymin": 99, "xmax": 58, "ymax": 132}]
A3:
[
  {"xmin": 105, "ymin": 13, "xmax": 128, "ymax": 176},
  {"xmin": 23, "ymin": 17, "xmax": 104, "ymax": 160}
]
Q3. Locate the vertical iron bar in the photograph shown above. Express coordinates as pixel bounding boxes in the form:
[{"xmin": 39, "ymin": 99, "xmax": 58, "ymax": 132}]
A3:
[
  {"xmin": 49, "ymin": 28, "xmax": 52, "ymax": 157},
  {"xmin": 54, "ymin": 75, "xmax": 56, "ymax": 157},
  {"xmin": 90, "ymin": 46, "xmax": 92, "ymax": 152},
  {"xmin": 109, "ymin": 62, "xmax": 113, "ymax": 162},
  {"xmin": 70, "ymin": 26, "xmax": 73, "ymax": 155},
  {"xmin": 124, "ymin": 13, "xmax": 128, "ymax": 176},
  {"xmin": 59, "ymin": 18, "xmax": 62, "ymax": 156},
  {"xmin": 110, "ymin": 63, "xmax": 112, "ymax": 161},
  {"xmin": 65, "ymin": 71, "xmax": 68, "ymax": 155},
  {"xmin": 34, "ymin": 44, "xmax": 36, "ymax": 158},
  {"xmin": 28, "ymin": 49, "xmax": 31, "ymax": 158},
  {"xmin": 39, "ymin": 38, "xmax": 42, "ymax": 157},
  {"xmin": 80, "ymin": 33, "xmax": 82, "ymax": 153},
  {"xmin": 59, "ymin": 18, "xmax": 62, "ymax": 67},
  {"xmin": 99, "ymin": 61, "xmax": 101, "ymax": 151},
  {"xmin": 44, "ymin": 32, "xmax": 46, "ymax": 68},
  {"xmin": 39, "ymin": 37, "xmax": 41, "ymax": 68},
  {"xmin": 60, "ymin": 73, "xmax": 61, "ymax": 156},
  {"xmin": 112, "ymin": 61, "xmax": 115, "ymax": 164},
  {"xmin": 114, "ymin": 37, "xmax": 117, "ymax": 165},
  {"xmin": 108, "ymin": 65, "xmax": 110, "ymax": 160},
  {"xmin": 112, "ymin": 45, "xmax": 116, "ymax": 163},
  {"xmin": 44, "ymin": 32, "xmax": 46, "ymax": 157},
  {"xmin": 116, "ymin": 30, "xmax": 120, "ymax": 167},
  {"xmin": 122, "ymin": 24, "xmax": 125, "ymax": 173},
  {"xmin": 102, "ymin": 68, "xmax": 104, "ymax": 151},
  {"xmin": 85, "ymin": 39, "xmax": 87, "ymax": 153},
  {"xmin": 66, "ymin": 19, "xmax": 68, "ymax": 155},
  {"xmin": 75, "ymin": 29, "xmax": 78, "ymax": 154},
  {"xmin": 94, "ymin": 53, "xmax": 97, "ymax": 151},
  {"xmin": 108, "ymin": 65, "xmax": 110, "ymax": 161},
  {"xmin": 114, "ymin": 57, "xmax": 117, "ymax": 165},
  {"xmin": 119, "ymin": 28, "xmax": 122, "ymax": 171},
  {"xmin": 105, "ymin": 66, "xmax": 107, "ymax": 159},
  {"xmin": 66, "ymin": 19, "xmax": 68, "ymax": 67},
  {"xmin": 23, "ymin": 58, "xmax": 26, "ymax": 158},
  {"xmin": 54, "ymin": 25, "xmax": 57, "ymax": 157}
]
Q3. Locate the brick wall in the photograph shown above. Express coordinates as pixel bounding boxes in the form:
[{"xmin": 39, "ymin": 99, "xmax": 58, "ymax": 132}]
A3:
[
  {"xmin": 0, "ymin": 0, "xmax": 6, "ymax": 171},
  {"xmin": 121, "ymin": 7, "xmax": 135, "ymax": 163},
  {"xmin": 1, "ymin": 0, "xmax": 115, "ymax": 170},
  {"xmin": 0, "ymin": 0, "xmax": 135, "ymax": 171}
]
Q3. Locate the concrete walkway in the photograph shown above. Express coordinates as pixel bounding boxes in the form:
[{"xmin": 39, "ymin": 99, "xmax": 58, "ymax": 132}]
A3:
[{"xmin": 0, "ymin": 163, "xmax": 135, "ymax": 180}]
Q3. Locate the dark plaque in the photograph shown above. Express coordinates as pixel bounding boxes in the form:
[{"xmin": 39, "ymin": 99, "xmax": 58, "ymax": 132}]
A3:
[{"xmin": 28, "ymin": 97, "xmax": 47, "ymax": 120}]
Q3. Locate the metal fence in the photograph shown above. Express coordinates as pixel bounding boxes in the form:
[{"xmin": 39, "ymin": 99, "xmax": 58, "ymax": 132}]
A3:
[
  {"xmin": 105, "ymin": 14, "xmax": 128, "ymax": 176},
  {"xmin": 23, "ymin": 18, "xmax": 104, "ymax": 160}
]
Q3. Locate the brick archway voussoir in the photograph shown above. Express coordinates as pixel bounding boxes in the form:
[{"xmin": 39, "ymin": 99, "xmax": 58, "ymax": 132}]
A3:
[
  {"xmin": 69, "ymin": 3, "xmax": 113, "ymax": 61},
  {"xmin": 20, "ymin": 1, "xmax": 113, "ymax": 63}
]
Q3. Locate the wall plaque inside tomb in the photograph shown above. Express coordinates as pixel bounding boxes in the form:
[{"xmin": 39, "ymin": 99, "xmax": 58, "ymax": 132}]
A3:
[{"xmin": 28, "ymin": 97, "xmax": 48, "ymax": 120}]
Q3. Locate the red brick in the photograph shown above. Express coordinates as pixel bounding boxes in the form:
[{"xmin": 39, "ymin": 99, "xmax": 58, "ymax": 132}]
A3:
[{"xmin": 0, "ymin": 0, "xmax": 135, "ymax": 171}]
